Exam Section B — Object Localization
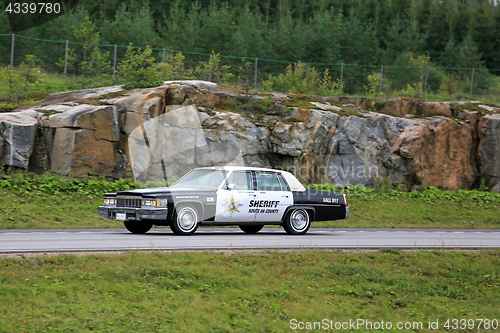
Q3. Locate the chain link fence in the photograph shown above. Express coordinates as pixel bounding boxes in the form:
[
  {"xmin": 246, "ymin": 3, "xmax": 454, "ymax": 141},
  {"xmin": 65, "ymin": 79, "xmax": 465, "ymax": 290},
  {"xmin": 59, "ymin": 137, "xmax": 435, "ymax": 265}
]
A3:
[{"xmin": 1, "ymin": 33, "xmax": 499, "ymax": 102}]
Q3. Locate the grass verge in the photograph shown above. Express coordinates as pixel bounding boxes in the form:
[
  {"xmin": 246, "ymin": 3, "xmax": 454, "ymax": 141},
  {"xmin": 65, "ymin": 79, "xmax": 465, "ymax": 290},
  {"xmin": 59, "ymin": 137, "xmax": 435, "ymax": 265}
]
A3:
[
  {"xmin": 0, "ymin": 172, "xmax": 499, "ymax": 230},
  {"xmin": 317, "ymin": 191, "xmax": 500, "ymax": 229},
  {"xmin": 0, "ymin": 190, "xmax": 112, "ymax": 230},
  {"xmin": 1, "ymin": 187, "xmax": 499, "ymax": 230},
  {"xmin": 0, "ymin": 250, "xmax": 499, "ymax": 332}
]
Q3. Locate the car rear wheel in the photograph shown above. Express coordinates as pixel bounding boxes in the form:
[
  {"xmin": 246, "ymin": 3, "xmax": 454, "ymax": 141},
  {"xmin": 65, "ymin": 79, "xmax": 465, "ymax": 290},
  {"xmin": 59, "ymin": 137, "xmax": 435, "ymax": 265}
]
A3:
[
  {"xmin": 124, "ymin": 221, "xmax": 153, "ymax": 234},
  {"xmin": 283, "ymin": 209, "xmax": 310, "ymax": 235},
  {"xmin": 239, "ymin": 225, "xmax": 264, "ymax": 234},
  {"xmin": 171, "ymin": 205, "xmax": 199, "ymax": 235}
]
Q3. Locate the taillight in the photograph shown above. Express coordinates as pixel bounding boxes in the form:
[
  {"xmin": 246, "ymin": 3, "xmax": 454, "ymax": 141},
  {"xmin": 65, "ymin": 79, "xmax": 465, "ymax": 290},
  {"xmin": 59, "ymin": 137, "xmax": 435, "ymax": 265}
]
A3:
[{"xmin": 344, "ymin": 194, "xmax": 348, "ymax": 206}]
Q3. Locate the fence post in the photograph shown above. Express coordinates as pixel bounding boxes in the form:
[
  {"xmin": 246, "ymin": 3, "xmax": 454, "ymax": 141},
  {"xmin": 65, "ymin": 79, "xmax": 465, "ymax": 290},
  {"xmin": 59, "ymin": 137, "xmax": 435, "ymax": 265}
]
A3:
[
  {"xmin": 379, "ymin": 65, "xmax": 384, "ymax": 94},
  {"xmin": 10, "ymin": 33, "xmax": 15, "ymax": 68},
  {"xmin": 64, "ymin": 40, "xmax": 68, "ymax": 75},
  {"xmin": 469, "ymin": 68, "xmax": 475, "ymax": 100},
  {"xmin": 162, "ymin": 48, "xmax": 166, "ymax": 64},
  {"xmin": 113, "ymin": 44, "xmax": 117, "ymax": 82},
  {"xmin": 254, "ymin": 58, "xmax": 258, "ymax": 87},
  {"xmin": 340, "ymin": 63, "xmax": 344, "ymax": 93},
  {"xmin": 208, "ymin": 54, "xmax": 212, "ymax": 81},
  {"xmin": 424, "ymin": 66, "xmax": 429, "ymax": 93}
]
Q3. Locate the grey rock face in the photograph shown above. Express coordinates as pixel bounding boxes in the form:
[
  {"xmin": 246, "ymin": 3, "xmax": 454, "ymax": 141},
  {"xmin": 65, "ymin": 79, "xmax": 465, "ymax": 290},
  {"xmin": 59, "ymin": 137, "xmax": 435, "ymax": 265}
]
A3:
[
  {"xmin": 3, "ymin": 81, "xmax": 499, "ymax": 192},
  {"xmin": 326, "ymin": 113, "xmax": 410, "ymax": 187},
  {"xmin": 478, "ymin": 114, "xmax": 500, "ymax": 192},
  {"xmin": 26, "ymin": 104, "xmax": 120, "ymax": 177},
  {"xmin": 0, "ymin": 111, "xmax": 40, "ymax": 168}
]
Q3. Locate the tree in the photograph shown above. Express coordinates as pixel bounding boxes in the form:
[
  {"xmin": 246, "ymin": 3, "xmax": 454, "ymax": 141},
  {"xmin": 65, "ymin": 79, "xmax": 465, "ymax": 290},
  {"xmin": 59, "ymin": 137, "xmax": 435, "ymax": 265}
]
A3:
[
  {"xmin": 194, "ymin": 53, "xmax": 233, "ymax": 85},
  {"xmin": 237, "ymin": 59, "xmax": 254, "ymax": 100},
  {"xmin": 156, "ymin": 52, "xmax": 194, "ymax": 81},
  {"xmin": 101, "ymin": 4, "xmax": 159, "ymax": 47},
  {"xmin": 19, "ymin": 55, "xmax": 40, "ymax": 93},
  {"xmin": 57, "ymin": 16, "xmax": 111, "ymax": 89},
  {"xmin": 117, "ymin": 44, "xmax": 161, "ymax": 89},
  {"xmin": 383, "ymin": 16, "xmax": 427, "ymax": 65},
  {"xmin": 0, "ymin": 66, "xmax": 23, "ymax": 102}
]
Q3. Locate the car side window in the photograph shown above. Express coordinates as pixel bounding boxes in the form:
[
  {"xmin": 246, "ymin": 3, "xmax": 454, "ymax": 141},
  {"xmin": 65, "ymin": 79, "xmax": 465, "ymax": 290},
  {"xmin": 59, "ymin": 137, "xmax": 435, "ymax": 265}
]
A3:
[
  {"xmin": 277, "ymin": 173, "xmax": 290, "ymax": 191},
  {"xmin": 225, "ymin": 171, "xmax": 253, "ymax": 190},
  {"xmin": 256, "ymin": 172, "xmax": 282, "ymax": 191}
]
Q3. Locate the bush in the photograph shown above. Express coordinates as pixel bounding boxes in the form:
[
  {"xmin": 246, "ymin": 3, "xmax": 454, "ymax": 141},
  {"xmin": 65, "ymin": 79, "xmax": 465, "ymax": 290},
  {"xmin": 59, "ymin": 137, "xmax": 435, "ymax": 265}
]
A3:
[
  {"xmin": 117, "ymin": 44, "xmax": 161, "ymax": 89},
  {"xmin": 156, "ymin": 52, "xmax": 194, "ymax": 81},
  {"xmin": 262, "ymin": 62, "xmax": 342, "ymax": 96},
  {"xmin": 194, "ymin": 53, "xmax": 233, "ymax": 85},
  {"xmin": 0, "ymin": 170, "xmax": 132, "ymax": 197},
  {"xmin": 56, "ymin": 17, "xmax": 111, "ymax": 89}
]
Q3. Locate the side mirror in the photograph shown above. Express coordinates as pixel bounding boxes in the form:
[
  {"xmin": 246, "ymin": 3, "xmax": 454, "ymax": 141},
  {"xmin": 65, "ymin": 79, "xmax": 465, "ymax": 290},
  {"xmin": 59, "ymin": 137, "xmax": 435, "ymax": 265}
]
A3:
[{"xmin": 227, "ymin": 183, "xmax": 235, "ymax": 190}]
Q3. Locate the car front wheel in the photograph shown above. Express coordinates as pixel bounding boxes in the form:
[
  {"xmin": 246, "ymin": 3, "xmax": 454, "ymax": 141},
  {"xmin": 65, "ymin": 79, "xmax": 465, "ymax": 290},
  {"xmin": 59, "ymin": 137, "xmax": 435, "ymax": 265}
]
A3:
[
  {"xmin": 239, "ymin": 225, "xmax": 264, "ymax": 234},
  {"xmin": 171, "ymin": 205, "xmax": 199, "ymax": 235},
  {"xmin": 283, "ymin": 209, "xmax": 311, "ymax": 235},
  {"xmin": 124, "ymin": 221, "xmax": 153, "ymax": 234}
]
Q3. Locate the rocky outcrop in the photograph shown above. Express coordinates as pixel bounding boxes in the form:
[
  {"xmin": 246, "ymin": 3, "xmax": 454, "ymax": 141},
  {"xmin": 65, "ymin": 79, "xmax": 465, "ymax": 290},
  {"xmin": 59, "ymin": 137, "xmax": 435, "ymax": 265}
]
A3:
[
  {"xmin": 478, "ymin": 114, "xmax": 500, "ymax": 192},
  {"xmin": 29, "ymin": 104, "xmax": 121, "ymax": 177},
  {"xmin": 323, "ymin": 97, "xmax": 484, "ymax": 117},
  {"xmin": 393, "ymin": 117, "xmax": 478, "ymax": 190},
  {"xmin": 2, "ymin": 80, "xmax": 499, "ymax": 191},
  {"xmin": 0, "ymin": 111, "xmax": 40, "ymax": 168}
]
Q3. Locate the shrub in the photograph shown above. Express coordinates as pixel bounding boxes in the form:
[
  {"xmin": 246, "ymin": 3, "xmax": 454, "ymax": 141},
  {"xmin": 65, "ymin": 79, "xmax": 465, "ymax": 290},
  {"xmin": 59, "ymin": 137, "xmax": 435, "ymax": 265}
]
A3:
[
  {"xmin": 194, "ymin": 53, "xmax": 233, "ymax": 85},
  {"xmin": 156, "ymin": 52, "xmax": 194, "ymax": 81},
  {"xmin": 262, "ymin": 62, "xmax": 342, "ymax": 96},
  {"xmin": 56, "ymin": 17, "xmax": 111, "ymax": 89},
  {"xmin": 117, "ymin": 44, "xmax": 161, "ymax": 89}
]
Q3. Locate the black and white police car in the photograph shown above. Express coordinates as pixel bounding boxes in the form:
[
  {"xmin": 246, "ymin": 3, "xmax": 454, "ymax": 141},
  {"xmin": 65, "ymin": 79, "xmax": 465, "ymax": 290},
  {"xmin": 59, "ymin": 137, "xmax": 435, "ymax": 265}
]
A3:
[{"xmin": 98, "ymin": 166, "xmax": 349, "ymax": 235}]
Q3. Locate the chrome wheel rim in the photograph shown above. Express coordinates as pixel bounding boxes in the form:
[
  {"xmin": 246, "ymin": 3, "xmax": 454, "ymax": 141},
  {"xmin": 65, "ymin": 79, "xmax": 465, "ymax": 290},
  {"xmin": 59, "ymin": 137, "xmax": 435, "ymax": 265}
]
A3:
[
  {"xmin": 290, "ymin": 209, "xmax": 309, "ymax": 231},
  {"xmin": 178, "ymin": 207, "xmax": 197, "ymax": 231}
]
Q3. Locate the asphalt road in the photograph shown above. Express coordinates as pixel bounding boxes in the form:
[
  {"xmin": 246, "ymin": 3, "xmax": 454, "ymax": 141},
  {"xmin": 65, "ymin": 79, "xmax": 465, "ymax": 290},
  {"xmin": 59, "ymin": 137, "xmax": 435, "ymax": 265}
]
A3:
[{"xmin": 1, "ymin": 227, "xmax": 500, "ymax": 253}]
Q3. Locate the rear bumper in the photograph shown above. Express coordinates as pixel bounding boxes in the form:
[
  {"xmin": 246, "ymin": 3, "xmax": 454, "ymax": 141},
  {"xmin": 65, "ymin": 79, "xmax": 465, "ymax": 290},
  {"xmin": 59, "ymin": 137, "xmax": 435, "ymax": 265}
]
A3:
[
  {"xmin": 345, "ymin": 207, "xmax": 349, "ymax": 219},
  {"xmin": 98, "ymin": 206, "xmax": 168, "ymax": 221}
]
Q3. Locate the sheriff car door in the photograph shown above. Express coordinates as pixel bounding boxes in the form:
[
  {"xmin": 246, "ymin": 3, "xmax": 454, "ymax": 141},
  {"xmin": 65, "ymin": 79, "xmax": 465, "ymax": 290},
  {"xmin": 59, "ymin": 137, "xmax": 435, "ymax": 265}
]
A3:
[
  {"xmin": 215, "ymin": 171, "xmax": 257, "ymax": 223},
  {"xmin": 253, "ymin": 171, "xmax": 293, "ymax": 222}
]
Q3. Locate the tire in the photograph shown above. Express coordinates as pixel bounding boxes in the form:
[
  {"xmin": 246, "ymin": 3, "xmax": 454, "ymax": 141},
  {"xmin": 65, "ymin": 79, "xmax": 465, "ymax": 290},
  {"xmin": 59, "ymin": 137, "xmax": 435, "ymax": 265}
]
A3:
[
  {"xmin": 170, "ymin": 205, "xmax": 199, "ymax": 235},
  {"xmin": 239, "ymin": 225, "xmax": 264, "ymax": 234},
  {"xmin": 124, "ymin": 221, "xmax": 153, "ymax": 234},
  {"xmin": 283, "ymin": 209, "xmax": 311, "ymax": 235}
]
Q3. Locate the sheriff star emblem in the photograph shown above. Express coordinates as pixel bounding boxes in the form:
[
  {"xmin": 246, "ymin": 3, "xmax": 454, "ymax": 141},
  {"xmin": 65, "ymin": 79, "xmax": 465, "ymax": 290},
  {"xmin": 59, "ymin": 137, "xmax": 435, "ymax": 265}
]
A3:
[{"xmin": 223, "ymin": 195, "xmax": 243, "ymax": 217}]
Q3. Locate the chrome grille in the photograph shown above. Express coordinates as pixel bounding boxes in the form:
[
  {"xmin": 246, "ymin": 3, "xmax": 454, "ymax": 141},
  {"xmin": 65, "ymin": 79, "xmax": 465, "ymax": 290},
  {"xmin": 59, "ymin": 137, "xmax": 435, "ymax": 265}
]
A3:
[{"xmin": 117, "ymin": 197, "xmax": 141, "ymax": 208}]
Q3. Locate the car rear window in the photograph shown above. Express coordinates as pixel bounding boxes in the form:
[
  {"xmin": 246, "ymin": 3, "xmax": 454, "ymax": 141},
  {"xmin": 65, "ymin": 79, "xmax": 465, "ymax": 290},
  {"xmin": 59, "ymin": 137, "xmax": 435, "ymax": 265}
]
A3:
[
  {"xmin": 277, "ymin": 173, "xmax": 290, "ymax": 191},
  {"xmin": 256, "ymin": 172, "xmax": 282, "ymax": 191}
]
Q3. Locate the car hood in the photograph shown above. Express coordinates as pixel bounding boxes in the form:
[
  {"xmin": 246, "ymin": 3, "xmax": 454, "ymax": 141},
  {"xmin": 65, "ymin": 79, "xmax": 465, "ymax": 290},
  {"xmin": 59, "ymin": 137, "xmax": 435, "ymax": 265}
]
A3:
[{"xmin": 116, "ymin": 186, "xmax": 216, "ymax": 197}]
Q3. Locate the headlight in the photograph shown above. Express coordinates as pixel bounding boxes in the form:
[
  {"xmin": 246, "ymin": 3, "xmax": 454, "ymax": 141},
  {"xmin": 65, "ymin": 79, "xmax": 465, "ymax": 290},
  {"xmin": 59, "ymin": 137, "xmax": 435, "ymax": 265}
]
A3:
[
  {"xmin": 103, "ymin": 198, "xmax": 116, "ymax": 206},
  {"xmin": 142, "ymin": 199, "xmax": 167, "ymax": 207}
]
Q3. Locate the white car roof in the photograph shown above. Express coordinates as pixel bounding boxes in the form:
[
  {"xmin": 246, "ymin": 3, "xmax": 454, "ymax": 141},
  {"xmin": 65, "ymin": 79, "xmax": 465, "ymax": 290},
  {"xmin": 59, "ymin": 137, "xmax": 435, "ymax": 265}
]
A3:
[
  {"xmin": 193, "ymin": 166, "xmax": 306, "ymax": 192},
  {"xmin": 280, "ymin": 170, "xmax": 306, "ymax": 192}
]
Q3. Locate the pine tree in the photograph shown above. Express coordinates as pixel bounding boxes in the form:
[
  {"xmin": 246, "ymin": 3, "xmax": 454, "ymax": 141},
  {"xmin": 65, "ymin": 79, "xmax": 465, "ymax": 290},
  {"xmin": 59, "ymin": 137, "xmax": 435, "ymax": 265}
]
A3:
[{"xmin": 57, "ymin": 16, "xmax": 111, "ymax": 89}]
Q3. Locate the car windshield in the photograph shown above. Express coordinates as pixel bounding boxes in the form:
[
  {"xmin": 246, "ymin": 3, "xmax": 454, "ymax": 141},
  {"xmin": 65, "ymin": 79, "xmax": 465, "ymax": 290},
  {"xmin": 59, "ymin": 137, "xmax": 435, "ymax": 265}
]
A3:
[{"xmin": 172, "ymin": 169, "xmax": 228, "ymax": 188}]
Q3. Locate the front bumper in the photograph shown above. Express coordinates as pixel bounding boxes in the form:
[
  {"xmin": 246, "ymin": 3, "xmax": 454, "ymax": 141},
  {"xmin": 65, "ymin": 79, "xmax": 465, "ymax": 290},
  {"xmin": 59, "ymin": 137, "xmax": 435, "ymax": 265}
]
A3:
[{"xmin": 98, "ymin": 206, "xmax": 168, "ymax": 221}]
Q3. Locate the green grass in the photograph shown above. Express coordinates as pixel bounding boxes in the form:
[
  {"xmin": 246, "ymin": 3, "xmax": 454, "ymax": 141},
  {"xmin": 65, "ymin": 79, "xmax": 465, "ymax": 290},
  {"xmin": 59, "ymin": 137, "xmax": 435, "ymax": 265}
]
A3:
[
  {"xmin": 318, "ymin": 185, "xmax": 500, "ymax": 229},
  {"xmin": 0, "ymin": 172, "xmax": 499, "ymax": 230},
  {"xmin": 0, "ymin": 186, "xmax": 499, "ymax": 230},
  {"xmin": 317, "ymin": 191, "xmax": 500, "ymax": 229},
  {"xmin": 0, "ymin": 72, "xmax": 94, "ymax": 112},
  {"xmin": 0, "ymin": 172, "xmax": 139, "ymax": 230},
  {"xmin": 0, "ymin": 250, "xmax": 499, "ymax": 332},
  {"xmin": 0, "ymin": 190, "xmax": 111, "ymax": 230}
]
